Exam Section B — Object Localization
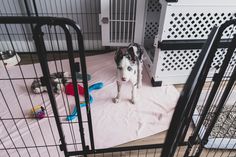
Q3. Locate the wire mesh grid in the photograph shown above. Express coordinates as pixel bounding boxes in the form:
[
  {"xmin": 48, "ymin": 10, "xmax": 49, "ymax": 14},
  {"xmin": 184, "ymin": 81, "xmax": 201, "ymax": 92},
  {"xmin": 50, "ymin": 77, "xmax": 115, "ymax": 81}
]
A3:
[
  {"xmin": 0, "ymin": 18, "xmax": 92, "ymax": 157},
  {"xmin": 190, "ymin": 68, "xmax": 236, "ymax": 156},
  {"xmin": 159, "ymin": 19, "xmax": 236, "ymax": 157},
  {"xmin": 173, "ymin": 22, "xmax": 236, "ymax": 157}
]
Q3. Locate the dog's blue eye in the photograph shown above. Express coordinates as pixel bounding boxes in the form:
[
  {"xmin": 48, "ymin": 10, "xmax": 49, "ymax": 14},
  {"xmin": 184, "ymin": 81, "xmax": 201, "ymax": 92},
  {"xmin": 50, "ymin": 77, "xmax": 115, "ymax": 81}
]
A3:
[{"xmin": 127, "ymin": 66, "xmax": 132, "ymax": 71}]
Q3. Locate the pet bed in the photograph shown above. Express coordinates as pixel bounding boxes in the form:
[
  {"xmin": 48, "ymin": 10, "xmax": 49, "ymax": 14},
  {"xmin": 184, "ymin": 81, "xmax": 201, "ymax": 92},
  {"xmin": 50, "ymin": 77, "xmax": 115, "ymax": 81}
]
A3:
[
  {"xmin": 192, "ymin": 90, "xmax": 236, "ymax": 149},
  {"xmin": 0, "ymin": 52, "xmax": 179, "ymax": 156}
]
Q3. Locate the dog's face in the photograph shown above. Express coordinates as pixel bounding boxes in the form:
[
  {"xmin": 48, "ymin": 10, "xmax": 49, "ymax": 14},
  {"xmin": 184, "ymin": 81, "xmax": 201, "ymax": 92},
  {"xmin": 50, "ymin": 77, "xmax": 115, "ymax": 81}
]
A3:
[
  {"xmin": 115, "ymin": 46, "xmax": 139, "ymax": 82},
  {"xmin": 117, "ymin": 56, "xmax": 137, "ymax": 82}
]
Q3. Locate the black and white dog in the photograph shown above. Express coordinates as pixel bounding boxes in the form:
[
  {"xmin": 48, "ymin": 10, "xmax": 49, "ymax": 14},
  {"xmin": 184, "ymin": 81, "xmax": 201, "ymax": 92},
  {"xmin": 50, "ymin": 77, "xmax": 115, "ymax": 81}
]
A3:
[{"xmin": 113, "ymin": 43, "xmax": 144, "ymax": 104}]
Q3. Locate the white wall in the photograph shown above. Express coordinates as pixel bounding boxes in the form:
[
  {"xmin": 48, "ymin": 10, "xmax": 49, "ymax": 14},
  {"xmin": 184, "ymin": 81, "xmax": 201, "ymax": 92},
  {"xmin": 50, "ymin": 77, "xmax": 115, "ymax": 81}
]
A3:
[{"xmin": 0, "ymin": 0, "xmax": 103, "ymax": 52}]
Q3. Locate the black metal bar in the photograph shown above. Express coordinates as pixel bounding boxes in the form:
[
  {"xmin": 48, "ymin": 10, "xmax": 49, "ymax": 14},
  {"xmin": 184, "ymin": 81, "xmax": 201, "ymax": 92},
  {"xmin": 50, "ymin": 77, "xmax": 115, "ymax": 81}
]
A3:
[
  {"xmin": 194, "ymin": 37, "xmax": 236, "ymax": 157},
  {"xmin": 47, "ymin": 25, "xmax": 78, "ymax": 153},
  {"xmin": 202, "ymin": 74, "xmax": 234, "ymax": 156},
  {"xmin": 60, "ymin": 18, "xmax": 96, "ymax": 153},
  {"xmin": 67, "ymin": 142, "xmax": 189, "ymax": 156},
  {"xmin": 7, "ymin": 49, "xmax": 113, "ymax": 55},
  {"xmin": 184, "ymin": 38, "xmax": 235, "ymax": 157},
  {"xmin": 184, "ymin": 34, "xmax": 236, "ymax": 157},
  {"xmin": 194, "ymin": 75, "xmax": 236, "ymax": 157},
  {"xmin": 0, "ymin": 16, "xmax": 78, "ymax": 25},
  {"xmin": 0, "ymin": 31, "xmax": 101, "ymax": 36},
  {"xmin": 166, "ymin": 0, "xmax": 178, "ymax": 2},
  {"xmin": 84, "ymin": 0, "xmax": 93, "ymax": 49},
  {"xmin": 160, "ymin": 26, "xmax": 219, "ymax": 157},
  {"xmin": 225, "ymin": 127, "xmax": 236, "ymax": 156},
  {"xmin": 32, "ymin": 16, "xmax": 94, "ymax": 154},
  {"xmin": 59, "ymin": 24, "xmax": 87, "ymax": 153},
  {"xmin": 94, "ymin": 0, "xmax": 100, "ymax": 49},
  {"xmin": 32, "ymin": 0, "xmax": 39, "ymax": 16},
  {"xmin": 158, "ymin": 39, "xmax": 232, "ymax": 50},
  {"xmin": 51, "ymin": 3, "xmax": 80, "ymax": 150},
  {"xmin": 179, "ymin": 87, "xmax": 204, "ymax": 143},
  {"xmin": 210, "ymin": 87, "xmax": 236, "ymax": 156},
  {"xmin": 71, "ymin": 17, "xmax": 96, "ymax": 151},
  {"xmin": 0, "ymin": 116, "xmax": 88, "ymax": 122},
  {"xmin": 0, "ymin": 143, "xmax": 83, "ymax": 150},
  {"xmin": 162, "ymin": 20, "xmax": 235, "ymax": 157},
  {"xmin": 78, "ymin": 0, "xmax": 86, "ymax": 48},
  {"xmin": 23, "ymin": 0, "xmax": 32, "ymax": 16},
  {"xmin": 32, "ymin": 24, "xmax": 68, "ymax": 157},
  {"xmin": 22, "ymin": 0, "xmax": 36, "ymax": 43}
]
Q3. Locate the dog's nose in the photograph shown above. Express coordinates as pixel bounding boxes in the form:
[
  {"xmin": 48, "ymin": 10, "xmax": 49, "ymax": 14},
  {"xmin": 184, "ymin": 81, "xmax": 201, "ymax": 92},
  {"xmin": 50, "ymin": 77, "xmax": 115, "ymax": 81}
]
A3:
[{"xmin": 121, "ymin": 77, "xmax": 126, "ymax": 81}]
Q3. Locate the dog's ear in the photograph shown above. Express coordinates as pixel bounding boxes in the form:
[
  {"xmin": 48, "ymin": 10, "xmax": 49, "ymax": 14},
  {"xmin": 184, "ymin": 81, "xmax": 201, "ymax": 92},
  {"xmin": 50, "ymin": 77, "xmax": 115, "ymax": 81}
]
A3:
[
  {"xmin": 115, "ymin": 48, "xmax": 124, "ymax": 66},
  {"xmin": 129, "ymin": 43, "xmax": 144, "ymax": 61},
  {"xmin": 138, "ymin": 47, "xmax": 144, "ymax": 61},
  {"xmin": 127, "ymin": 46, "xmax": 136, "ymax": 63}
]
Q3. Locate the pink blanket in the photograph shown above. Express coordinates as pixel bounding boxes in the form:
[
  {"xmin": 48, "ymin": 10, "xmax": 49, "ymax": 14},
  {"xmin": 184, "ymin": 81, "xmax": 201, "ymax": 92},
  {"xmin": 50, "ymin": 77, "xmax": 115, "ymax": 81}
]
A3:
[{"xmin": 0, "ymin": 52, "xmax": 179, "ymax": 156}]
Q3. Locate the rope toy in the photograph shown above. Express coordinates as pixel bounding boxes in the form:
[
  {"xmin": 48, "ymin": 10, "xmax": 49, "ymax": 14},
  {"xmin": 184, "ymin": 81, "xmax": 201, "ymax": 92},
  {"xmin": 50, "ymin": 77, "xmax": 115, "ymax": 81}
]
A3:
[{"xmin": 65, "ymin": 82, "xmax": 104, "ymax": 121}]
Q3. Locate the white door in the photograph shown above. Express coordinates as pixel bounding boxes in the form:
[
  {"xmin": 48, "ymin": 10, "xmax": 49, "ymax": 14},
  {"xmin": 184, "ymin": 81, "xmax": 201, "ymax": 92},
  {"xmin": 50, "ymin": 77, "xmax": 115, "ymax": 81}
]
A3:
[{"xmin": 100, "ymin": 0, "xmax": 147, "ymax": 46}]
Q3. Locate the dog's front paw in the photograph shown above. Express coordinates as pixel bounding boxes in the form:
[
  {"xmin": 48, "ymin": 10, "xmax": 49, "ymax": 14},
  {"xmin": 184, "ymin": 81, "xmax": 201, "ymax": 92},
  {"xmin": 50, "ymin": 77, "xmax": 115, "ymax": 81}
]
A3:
[
  {"xmin": 130, "ymin": 98, "xmax": 137, "ymax": 104},
  {"xmin": 113, "ymin": 97, "xmax": 120, "ymax": 103},
  {"xmin": 137, "ymin": 83, "xmax": 142, "ymax": 89}
]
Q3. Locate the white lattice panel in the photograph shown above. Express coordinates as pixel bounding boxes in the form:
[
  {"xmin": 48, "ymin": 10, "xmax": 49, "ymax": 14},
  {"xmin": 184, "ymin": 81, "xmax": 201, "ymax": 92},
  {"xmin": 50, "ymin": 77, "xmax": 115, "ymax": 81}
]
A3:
[
  {"xmin": 151, "ymin": 48, "xmax": 236, "ymax": 85},
  {"xmin": 144, "ymin": 0, "xmax": 161, "ymax": 41},
  {"xmin": 159, "ymin": 6, "xmax": 235, "ymax": 40},
  {"xmin": 143, "ymin": 0, "xmax": 236, "ymax": 85},
  {"xmin": 159, "ymin": 49, "xmax": 200, "ymax": 72},
  {"xmin": 143, "ymin": 0, "xmax": 162, "ymax": 66}
]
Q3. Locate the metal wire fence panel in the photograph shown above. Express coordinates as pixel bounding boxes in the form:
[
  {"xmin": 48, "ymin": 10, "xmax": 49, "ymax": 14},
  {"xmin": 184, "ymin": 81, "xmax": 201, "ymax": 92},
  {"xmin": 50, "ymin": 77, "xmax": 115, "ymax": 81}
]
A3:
[
  {"xmin": 0, "ymin": 17, "xmax": 92, "ymax": 157},
  {"xmin": 0, "ymin": 23, "xmax": 64, "ymax": 157},
  {"xmin": 160, "ymin": 19, "xmax": 236, "ymax": 157}
]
